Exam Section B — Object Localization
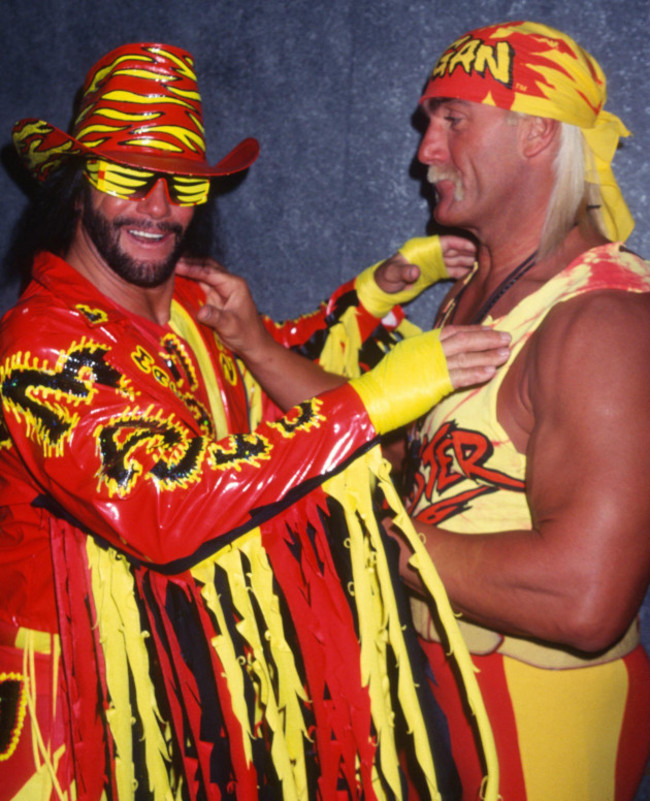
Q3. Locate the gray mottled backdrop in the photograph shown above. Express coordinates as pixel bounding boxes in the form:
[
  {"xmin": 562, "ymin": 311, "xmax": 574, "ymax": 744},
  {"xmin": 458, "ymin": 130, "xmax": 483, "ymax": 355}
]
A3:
[
  {"xmin": 1, "ymin": 0, "xmax": 649, "ymax": 794},
  {"xmin": 1, "ymin": 0, "xmax": 648, "ymax": 324}
]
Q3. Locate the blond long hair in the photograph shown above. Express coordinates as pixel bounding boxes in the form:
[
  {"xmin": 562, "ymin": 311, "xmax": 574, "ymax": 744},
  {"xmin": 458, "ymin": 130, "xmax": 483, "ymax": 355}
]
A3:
[{"xmin": 539, "ymin": 121, "xmax": 607, "ymax": 256}]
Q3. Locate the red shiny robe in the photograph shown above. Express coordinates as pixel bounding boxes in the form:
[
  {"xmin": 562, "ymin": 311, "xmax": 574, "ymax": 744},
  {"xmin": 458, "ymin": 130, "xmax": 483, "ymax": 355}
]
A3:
[{"xmin": 0, "ymin": 252, "xmax": 459, "ymax": 801}]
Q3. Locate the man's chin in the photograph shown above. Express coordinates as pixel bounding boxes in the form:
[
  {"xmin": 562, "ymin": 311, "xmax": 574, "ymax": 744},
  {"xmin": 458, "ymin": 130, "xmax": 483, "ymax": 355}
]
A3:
[
  {"xmin": 114, "ymin": 232, "xmax": 187, "ymax": 286},
  {"xmin": 433, "ymin": 200, "xmax": 462, "ymax": 228},
  {"xmin": 124, "ymin": 259, "xmax": 178, "ymax": 288}
]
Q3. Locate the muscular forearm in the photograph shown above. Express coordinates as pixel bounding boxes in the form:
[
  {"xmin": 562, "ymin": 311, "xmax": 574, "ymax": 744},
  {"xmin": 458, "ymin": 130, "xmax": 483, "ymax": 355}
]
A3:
[
  {"xmin": 241, "ymin": 333, "xmax": 346, "ymax": 411},
  {"xmin": 402, "ymin": 519, "xmax": 643, "ymax": 653},
  {"xmin": 405, "ymin": 522, "xmax": 555, "ymax": 639},
  {"xmin": 243, "ymin": 324, "xmax": 510, "ymax": 415}
]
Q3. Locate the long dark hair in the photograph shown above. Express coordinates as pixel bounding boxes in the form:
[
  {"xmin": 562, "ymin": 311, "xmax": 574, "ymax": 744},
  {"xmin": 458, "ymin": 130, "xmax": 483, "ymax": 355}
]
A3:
[
  {"xmin": 3, "ymin": 157, "xmax": 217, "ymax": 296},
  {"xmin": 3, "ymin": 157, "xmax": 86, "ymax": 293}
]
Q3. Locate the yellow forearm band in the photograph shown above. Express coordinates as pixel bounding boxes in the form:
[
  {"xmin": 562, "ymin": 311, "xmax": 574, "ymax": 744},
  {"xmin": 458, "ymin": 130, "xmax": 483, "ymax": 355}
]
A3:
[
  {"xmin": 398, "ymin": 235, "xmax": 448, "ymax": 281},
  {"xmin": 349, "ymin": 330, "xmax": 452, "ymax": 434},
  {"xmin": 355, "ymin": 236, "xmax": 448, "ymax": 318}
]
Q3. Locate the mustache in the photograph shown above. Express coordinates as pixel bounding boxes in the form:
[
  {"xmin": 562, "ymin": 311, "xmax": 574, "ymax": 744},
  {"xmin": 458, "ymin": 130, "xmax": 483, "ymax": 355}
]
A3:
[
  {"xmin": 113, "ymin": 217, "xmax": 185, "ymax": 237},
  {"xmin": 426, "ymin": 166, "xmax": 464, "ymax": 201}
]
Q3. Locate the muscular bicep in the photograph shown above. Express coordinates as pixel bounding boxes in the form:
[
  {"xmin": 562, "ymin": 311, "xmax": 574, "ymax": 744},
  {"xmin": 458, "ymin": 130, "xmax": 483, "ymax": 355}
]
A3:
[{"xmin": 525, "ymin": 291, "xmax": 650, "ymax": 644}]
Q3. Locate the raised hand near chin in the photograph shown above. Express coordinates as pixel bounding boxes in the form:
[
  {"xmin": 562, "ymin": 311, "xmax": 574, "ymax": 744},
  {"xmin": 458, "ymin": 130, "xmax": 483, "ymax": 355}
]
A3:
[
  {"xmin": 175, "ymin": 256, "xmax": 271, "ymax": 360},
  {"xmin": 374, "ymin": 234, "xmax": 476, "ymax": 293},
  {"xmin": 438, "ymin": 235, "xmax": 477, "ymax": 279}
]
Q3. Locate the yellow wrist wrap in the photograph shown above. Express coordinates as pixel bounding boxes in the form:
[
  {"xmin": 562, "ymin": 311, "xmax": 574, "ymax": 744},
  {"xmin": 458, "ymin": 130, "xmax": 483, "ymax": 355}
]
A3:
[
  {"xmin": 355, "ymin": 236, "xmax": 448, "ymax": 318},
  {"xmin": 349, "ymin": 330, "xmax": 453, "ymax": 434},
  {"xmin": 398, "ymin": 235, "xmax": 448, "ymax": 281}
]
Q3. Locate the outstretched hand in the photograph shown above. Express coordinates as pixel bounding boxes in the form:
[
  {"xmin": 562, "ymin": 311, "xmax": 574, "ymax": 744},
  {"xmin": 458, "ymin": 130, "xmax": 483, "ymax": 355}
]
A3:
[
  {"xmin": 175, "ymin": 256, "xmax": 271, "ymax": 360},
  {"xmin": 374, "ymin": 235, "xmax": 476, "ymax": 293},
  {"xmin": 440, "ymin": 325, "xmax": 511, "ymax": 389}
]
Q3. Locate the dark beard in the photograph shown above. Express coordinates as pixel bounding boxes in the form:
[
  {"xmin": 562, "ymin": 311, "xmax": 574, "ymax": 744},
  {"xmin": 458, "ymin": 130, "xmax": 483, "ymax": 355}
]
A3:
[{"xmin": 81, "ymin": 199, "xmax": 187, "ymax": 288}]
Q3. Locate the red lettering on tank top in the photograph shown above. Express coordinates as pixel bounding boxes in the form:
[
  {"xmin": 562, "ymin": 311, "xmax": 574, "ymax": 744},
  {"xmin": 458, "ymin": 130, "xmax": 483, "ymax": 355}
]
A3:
[{"xmin": 408, "ymin": 420, "xmax": 525, "ymax": 524}]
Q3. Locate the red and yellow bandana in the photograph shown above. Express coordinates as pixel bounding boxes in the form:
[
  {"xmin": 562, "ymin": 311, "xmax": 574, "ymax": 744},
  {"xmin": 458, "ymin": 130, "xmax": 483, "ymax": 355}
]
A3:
[{"xmin": 421, "ymin": 21, "xmax": 633, "ymax": 241}]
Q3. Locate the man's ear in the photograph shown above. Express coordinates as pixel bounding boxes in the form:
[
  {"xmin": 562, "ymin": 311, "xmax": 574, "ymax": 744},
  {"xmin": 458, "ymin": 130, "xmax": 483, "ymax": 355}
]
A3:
[{"xmin": 519, "ymin": 115, "xmax": 559, "ymax": 159}]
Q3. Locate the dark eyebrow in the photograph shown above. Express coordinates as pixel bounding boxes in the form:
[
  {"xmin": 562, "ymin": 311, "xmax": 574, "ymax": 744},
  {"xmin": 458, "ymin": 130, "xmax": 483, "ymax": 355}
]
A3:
[{"xmin": 422, "ymin": 97, "xmax": 471, "ymax": 114}]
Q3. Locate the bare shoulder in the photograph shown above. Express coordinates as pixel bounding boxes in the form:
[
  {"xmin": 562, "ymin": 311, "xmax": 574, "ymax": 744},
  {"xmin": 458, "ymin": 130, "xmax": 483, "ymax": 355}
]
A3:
[
  {"xmin": 531, "ymin": 288, "xmax": 650, "ymax": 387},
  {"xmin": 538, "ymin": 285, "xmax": 650, "ymax": 343},
  {"xmin": 498, "ymin": 288, "xmax": 650, "ymax": 448}
]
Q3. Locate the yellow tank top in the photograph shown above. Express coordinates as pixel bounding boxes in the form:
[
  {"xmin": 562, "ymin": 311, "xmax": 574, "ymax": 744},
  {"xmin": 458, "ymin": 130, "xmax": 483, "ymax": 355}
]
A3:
[{"xmin": 407, "ymin": 243, "xmax": 650, "ymax": 668}]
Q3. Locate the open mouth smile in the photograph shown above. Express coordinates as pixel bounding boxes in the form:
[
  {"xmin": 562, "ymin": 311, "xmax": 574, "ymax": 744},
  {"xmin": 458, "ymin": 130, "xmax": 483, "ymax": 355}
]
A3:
[{"xmin": 127, "ymin": 228, "xmax": 168, "ymax": 242}]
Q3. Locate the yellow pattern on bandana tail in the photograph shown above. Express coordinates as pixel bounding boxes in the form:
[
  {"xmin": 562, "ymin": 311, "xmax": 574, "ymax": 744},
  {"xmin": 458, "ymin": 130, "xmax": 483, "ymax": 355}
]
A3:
[{"xmin": 422, "ymin": 20, "xmax": 635, "ymax": 242}]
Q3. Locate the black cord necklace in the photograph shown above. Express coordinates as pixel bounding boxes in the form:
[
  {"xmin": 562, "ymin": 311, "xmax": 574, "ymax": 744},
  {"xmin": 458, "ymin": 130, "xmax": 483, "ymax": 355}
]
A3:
[{"xmin": 438, "ymin": 251, "xmax": 538, "ymax": 326}]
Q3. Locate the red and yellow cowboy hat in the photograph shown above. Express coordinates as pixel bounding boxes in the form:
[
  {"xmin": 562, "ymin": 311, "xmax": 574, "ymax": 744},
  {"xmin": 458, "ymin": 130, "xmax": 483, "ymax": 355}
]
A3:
[{"xmin": 12, "ymin": 42, "xmax": 259, "ymax": 181}]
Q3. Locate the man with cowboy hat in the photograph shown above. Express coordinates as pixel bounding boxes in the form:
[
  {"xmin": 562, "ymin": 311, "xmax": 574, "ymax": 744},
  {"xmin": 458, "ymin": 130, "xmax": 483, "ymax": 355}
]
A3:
[{"xmin": 0, "ymin": 42, "xmax": 510, "ymax": 800}]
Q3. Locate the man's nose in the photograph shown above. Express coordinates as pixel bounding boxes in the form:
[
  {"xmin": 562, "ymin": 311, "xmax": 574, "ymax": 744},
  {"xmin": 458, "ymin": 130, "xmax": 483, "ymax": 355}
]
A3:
[
  {"xmin": 418, "ymin": 119, "xmax": 449, "ymax": 165},
  {"xmin": 138, "ymin": 178, "xmax": 172, "ymax": 217}
]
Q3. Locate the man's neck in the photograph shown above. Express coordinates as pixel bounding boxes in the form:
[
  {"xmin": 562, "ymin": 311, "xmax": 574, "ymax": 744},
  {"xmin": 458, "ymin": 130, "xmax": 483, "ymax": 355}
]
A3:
[
  {"xmin": 452, "ymin": 223, "xmax": 609, "ymax": 325},
  {"xmin": 476, "ymin": 236, "xmax": 541, "ymax": 285},
  {"xmin": 477, "ymin": 222, "xmax": 607, "ymax": 290}
]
